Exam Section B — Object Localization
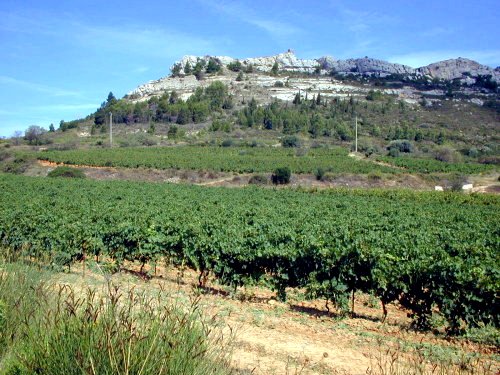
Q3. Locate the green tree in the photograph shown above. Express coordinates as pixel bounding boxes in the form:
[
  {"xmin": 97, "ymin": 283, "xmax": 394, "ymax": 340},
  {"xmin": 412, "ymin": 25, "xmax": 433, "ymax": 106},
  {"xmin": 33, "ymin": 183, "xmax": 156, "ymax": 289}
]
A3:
[
  {"xmin": 184, "ymin": 61, "xmax": 192, "ymax": 75},
  {"xmin": 206, "ymin": 58, "xmax": 221, "ymax": 74},
  {"xmin": 292, "ymin": 93, "xmax": 301, "ymax": 105},
  {"xmin": 228, "ymin": 61, "xmax": 242, "ymax": 72},
  {"xmin": 171, "ymin": 63, "xmax": 182, "ymax": 76},
  {"xmin": 168, "ymin": 125, "xmax": 179, "ymax": 138},
  {"xmin": 272, "ymin": 167, "xmax": 291, "ymax": 184},
  {"xmin": 49, "ymin": 123, "xmax": 55, "ymax": 132},
  {"xmin": 107, "ymin": 92, "xmax": 117, "ymax": 105},
  {"xmin": 316, "ymin": 92, "xmax": 322, "ymax": 105},
  {"xmin": 24, "ymin": 125, "xmax": 46, "ymax": 145},
  {"xmin": 271, "ymin": 61, "xmax": 279, "ymax": 76}
]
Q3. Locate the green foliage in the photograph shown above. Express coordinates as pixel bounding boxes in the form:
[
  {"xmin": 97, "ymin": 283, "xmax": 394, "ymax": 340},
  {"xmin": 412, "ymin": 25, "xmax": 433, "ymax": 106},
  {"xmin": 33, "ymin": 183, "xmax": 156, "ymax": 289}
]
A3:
[
  {"xmin": 221, "ymin": 139, "xmax": 233, "ymax": 147},
  {"xmin": 2, "ymin": 155, "xmax": 34, "ymax": 174},
  {"xmin": 271, "ymin": 167, "xmax": 291, "ymax": 184},
  {"xmin": 210, "ymin": 119, "xmax": 232, "ymax": 132},
  {"xmin": 281, "ymin": 135, "xmax": 300, "ymax": 148},
  {"xmin": 236, "ymin": 71, "xmax": 244, "ymax": 81},
  {"xmin": 377, "ymin": 155, "xmax": 494, "ymax": 174},
  {"xmin": 227, "ymin": 61, "xmax": 242, "ymax": 72},
  {"xmin": 171, "ymin": 62, "xmax": 182, "ymax": 76},
  {"xmin": 205, "ymin": 58, "xmax": 221, "ymax": 74},
  {"xmin": 168, "ymin": 125, "xmax": 179, "ymax": 138},
  {"xmin": 24, "ymin": 125, "xmax": 47, "ymax": 145},
  {"xmin": 248, "ymin": 174, "xmax": 268, "ymax": 185},
  {"xmin": 366, "ymin": 90, "xmax": 383, "ymax": 101},
  {"xmin": 0, "ymin": 263, "xmax": 231, "ymax": 375},
  {"xmin": 47, "ymin": 166, "xmax": 86, "ymax": 178},
  {"xmin": 387, "ymin": 139, "xmax": 414, "ymax": 154},
  {"xmin": 271, "ymin": 61, "xmax": 279, "ymax": 76},
  {"xmin": 314, "ymin": 167, "xmax": 325, "ymax": 180},
  {"xmin": 0, "ymin": 175, "xmax": 498, "ymax": 334},
  {"xmin": 434, "ymin": 147, "xmax": 462, "ymax": 163},
  {"xmin": 40, "ymin": 146, "xmax": 398, "ymax": 174}
]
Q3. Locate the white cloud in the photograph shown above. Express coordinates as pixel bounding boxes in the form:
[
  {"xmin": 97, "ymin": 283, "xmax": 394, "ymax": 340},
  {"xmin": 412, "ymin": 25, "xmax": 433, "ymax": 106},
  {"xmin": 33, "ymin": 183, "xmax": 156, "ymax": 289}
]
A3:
[
  {"xmin": 387, "ymin": 50, "xmax": 500, "ymax": 68},
  {"xmin": 198, "ymin": 0, "xmax": 303, "ymax": 38},
  {"xmin": 31, "ymin": 104, "xmax": 99, "ymax": 112},
  {"xmin": 0, "ymin": 76, "xmax": 81, "ymax": 97}
]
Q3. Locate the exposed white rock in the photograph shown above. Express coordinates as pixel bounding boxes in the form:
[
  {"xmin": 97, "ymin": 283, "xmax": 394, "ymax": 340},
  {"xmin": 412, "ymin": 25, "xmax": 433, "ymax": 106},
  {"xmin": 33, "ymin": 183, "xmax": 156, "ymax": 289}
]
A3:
[
  {"xmin": 126, "ymin": 51, "xmax": 498, "ymax": 105},
  {"xmin": 418, "ymin": 58, "xmax": 500, "ymax": 82}
]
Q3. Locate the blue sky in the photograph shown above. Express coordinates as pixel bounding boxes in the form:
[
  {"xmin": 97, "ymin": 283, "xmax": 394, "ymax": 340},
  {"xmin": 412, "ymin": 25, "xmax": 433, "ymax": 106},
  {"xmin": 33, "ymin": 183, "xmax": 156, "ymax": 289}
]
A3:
[{"xmin": 1, "ymin": 0, "xmax": 499, "ymax": 137}]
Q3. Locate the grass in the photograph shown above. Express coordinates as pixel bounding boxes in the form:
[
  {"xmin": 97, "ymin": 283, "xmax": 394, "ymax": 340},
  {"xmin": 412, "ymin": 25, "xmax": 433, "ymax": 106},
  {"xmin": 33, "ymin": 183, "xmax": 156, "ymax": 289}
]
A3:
[{"xmin": 0, "ymin": 262, "xmax": 233, "ymax": 375}]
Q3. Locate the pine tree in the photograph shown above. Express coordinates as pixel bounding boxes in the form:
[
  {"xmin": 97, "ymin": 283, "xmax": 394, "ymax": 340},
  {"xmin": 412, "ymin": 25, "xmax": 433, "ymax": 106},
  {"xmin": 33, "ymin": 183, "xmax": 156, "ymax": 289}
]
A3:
[
  {"xmin": 292, "ymin": 93, "xmax": 301, "ymax": 105},
  {"xmin": 316, "ymin": 92, "xmax": 322, "ymax": 105},
  {"xmin": 271, "ymin": 61, "xmax": 279, "ymax": 76}
]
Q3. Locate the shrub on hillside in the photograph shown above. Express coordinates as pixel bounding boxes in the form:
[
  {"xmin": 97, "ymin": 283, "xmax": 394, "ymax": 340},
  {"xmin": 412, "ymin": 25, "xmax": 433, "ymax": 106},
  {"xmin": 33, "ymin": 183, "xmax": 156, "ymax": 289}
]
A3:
[
  {"xmin": 47, "ymin": 166, "xmax": 85, "ymax": 178},
  {"xmin": 272, "ymin": 167, "xmax": 291, "ymax": 184},
  {"xmin": 248, "ymin": 174, "xmax": 268, "ymax": 185},
  {"xmin": 434, "ymin": 147, "xmax": 463, "ymax": 163},
  {"xmin": 281, "ymin": 135, "xmax": 300, "ymax": 148},
  {"xmin": 387, "ymin": 139, "xmax": 414, "ymax": 154}
]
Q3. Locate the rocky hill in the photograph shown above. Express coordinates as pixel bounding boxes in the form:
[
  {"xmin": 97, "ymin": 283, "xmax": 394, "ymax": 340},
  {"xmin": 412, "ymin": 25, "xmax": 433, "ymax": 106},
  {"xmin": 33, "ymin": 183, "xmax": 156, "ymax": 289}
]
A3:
[{"xmin": 126, "ymin": 51, "xmax": 499, "ymax": 106}]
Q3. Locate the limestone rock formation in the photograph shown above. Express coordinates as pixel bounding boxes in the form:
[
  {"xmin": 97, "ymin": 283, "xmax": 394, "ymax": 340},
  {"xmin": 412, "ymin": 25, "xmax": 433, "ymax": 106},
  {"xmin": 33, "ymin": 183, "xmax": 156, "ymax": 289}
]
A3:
[
  {"xmin": 418, "ymin": 58, "xmax": 500, "ymax": 81},
  {"xmin": 126, "ymin": 51, "xmax": 498, "ymax": 103}
]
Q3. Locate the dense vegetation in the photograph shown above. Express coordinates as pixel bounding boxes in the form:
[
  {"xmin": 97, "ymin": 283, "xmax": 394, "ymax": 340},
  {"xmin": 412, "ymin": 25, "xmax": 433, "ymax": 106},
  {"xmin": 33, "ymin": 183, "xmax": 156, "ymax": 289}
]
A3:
[
  {"xmin": 0, "ymin": 263, "xmax": 231, "ymax": 374},
  {"xmin": 39, "ymin": 145, "xmax": 495, "ymax": 175},
  {"xmin": 1, "ymin": 174, "xmax": 498, "ymax": 334},
  {"xmin": 93, "ymin": 82, "xmax": 233, "ymax": 129},
  {"xmin": 40, "ymin": 146, "xmax": 398, "ymax": 174},
  {"xmin": 377, "ymin": 155, "xmax": 496, "ymax": 174}
]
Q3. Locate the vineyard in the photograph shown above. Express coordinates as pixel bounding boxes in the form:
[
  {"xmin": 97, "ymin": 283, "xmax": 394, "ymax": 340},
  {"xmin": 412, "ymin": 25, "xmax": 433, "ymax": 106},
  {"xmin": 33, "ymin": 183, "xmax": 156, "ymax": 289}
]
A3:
[
  {"xmin": 40, "ymin": 146, "xmax": 399, "ymax": 174},
  {"xmin": 376, "ymin": 155, "xmax": 496, "ymax": 174},
  {"xmin": 39, "ymin": 146, "xmax": 496, "ymax": 175},
  {"xmin": 1, "ymin": 173, "xmax": 498, "ymax": 334}
]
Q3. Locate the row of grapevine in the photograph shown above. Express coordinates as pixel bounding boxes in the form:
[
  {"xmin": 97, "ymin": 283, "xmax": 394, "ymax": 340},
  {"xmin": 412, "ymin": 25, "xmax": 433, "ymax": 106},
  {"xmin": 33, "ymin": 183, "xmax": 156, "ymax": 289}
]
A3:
[
  {"xmin": 0, "ymin": 174, "xmax": 498, "ymax": 333},
  {"xmin": 39, "ymin": 146, "xmax": 495, "ymax": 175},
  {"xmin": 376, "ymin": 155, "xmax": 495, "ymax": 174},
  {"xmin": 39, "ymin": 146, "xmax": 398, "ymax": 174}
]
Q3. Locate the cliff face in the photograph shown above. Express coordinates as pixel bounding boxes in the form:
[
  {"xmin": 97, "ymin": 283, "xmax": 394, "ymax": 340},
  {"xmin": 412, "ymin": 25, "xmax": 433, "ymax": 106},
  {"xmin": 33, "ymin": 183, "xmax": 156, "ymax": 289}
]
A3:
[
  {"xmin": 417, "ymin": 58, "xmax": 499, "ymax": 81},
  {"xmin": 126, "ymin": 51, "xmax": 498, "ymax": 103},
  {"xmin": 171, "ymin": 51, "xmax": 499, "ymax": 80}
]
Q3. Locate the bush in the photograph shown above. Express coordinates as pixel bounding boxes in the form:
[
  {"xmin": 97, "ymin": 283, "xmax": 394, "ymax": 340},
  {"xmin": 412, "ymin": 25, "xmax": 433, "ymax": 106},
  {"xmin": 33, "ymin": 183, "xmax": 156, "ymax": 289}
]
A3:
[
  {"xmin": 272, "ymin": 167, "xmax": 291, "ymax": 184},
  {"xmin": 47, "ymin": 166, "xmax": 86, "ymax": 178},
  {"xmin": 221, "ymin": 139, "xmax": 233, "ymax": 147},
  {"xmin": 388, "ymin": 148, "xmax": 400, "ymax": 157},
  {"xmin": 368, "ymin": 170, "xmax": 383, "ymax": 181},
  {"xmin": 434, "ymin": 147, "xmax": 462, "ymax": 163},
  {"xmin": 387, "ymin": 139, "xmax": 414, "ymax": 154},
  {"xmin": 248, "ymin": 174, "xmax": 268, "ymax": 185},
  {"xmin": 281, "ymin": 135, "xmax": 300, "ymax": 148},
  {"xmin": 274, "ymin": 81, "xmax": 284, "ymax": 87},
  {"xmin": 315, "ymin": 168, "xmax": 325, "ymax": 181},
  {"xmin": 0, "ymin": 264, "xmax": 232, "ymax": 375},
  {"xmin": 1, "ymin": 156, "xmax": 33, "ymax": 174}
]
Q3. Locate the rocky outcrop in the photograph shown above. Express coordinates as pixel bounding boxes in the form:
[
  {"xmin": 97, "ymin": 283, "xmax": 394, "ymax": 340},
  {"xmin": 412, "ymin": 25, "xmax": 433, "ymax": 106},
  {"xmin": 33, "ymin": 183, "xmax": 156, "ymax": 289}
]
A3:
[
  {"xmin": 319, "ymin": 57, "xmax": 415, "ymax": 77},
  {"xmin": 126, "ymin": 51, "xmax": 498, "ymax": 102},
  {"xmin": 173, "ymin": 50, "xmax": 319, "ymax": 75},
  {"xmin": 169, "ymin": 51, "xmax": 498, "ymax": 82},
  {"xmin": 418, "ymin": 58, "xmax": 500, "ymax": 81}
]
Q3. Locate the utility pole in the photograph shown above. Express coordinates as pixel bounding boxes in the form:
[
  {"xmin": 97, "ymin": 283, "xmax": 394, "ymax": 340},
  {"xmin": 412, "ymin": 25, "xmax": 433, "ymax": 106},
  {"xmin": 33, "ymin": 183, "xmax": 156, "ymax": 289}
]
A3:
[
  {"xmin": 355, "ymin": 115, "xmax": 358, "ymax": 153},
  {"xmin": 109, "ymin": 112, "xmax": 113, "ymax": 147}
]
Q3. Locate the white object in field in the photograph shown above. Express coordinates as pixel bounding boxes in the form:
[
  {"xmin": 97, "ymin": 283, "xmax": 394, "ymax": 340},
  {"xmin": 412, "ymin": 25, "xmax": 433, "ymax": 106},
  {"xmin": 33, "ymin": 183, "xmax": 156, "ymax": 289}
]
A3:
[
  {"xmin": 462, "ymin": 184, "xmax": 473, "ymax": 190},
  {"xmin": 434, "ymin": 186, "xmax": 444, "ymax": 191}
]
